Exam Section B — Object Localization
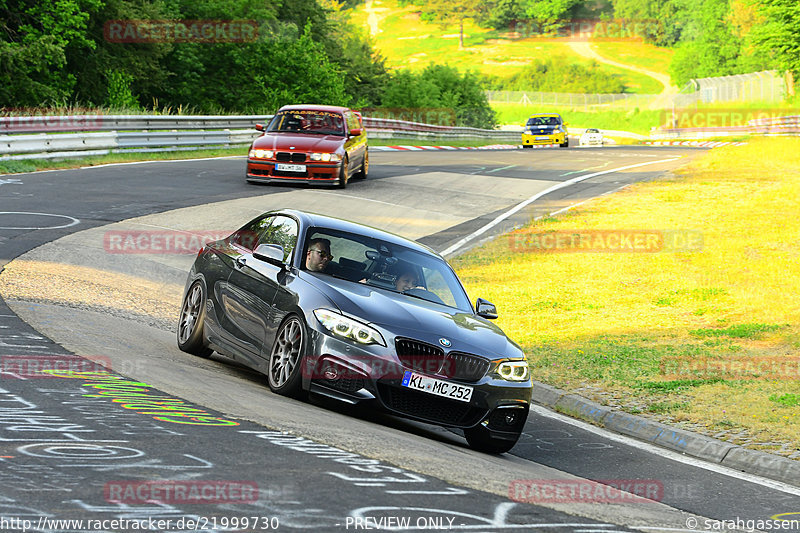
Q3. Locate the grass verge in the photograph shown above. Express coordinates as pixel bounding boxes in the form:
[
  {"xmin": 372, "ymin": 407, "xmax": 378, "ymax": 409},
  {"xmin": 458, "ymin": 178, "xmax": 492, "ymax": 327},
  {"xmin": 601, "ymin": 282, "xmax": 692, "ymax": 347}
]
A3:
[
  {"xmin": 492, "ymin": 104, "xmax": 661, "ymax": 135},
  {"xmin": 450, "ymin": 137, "xmax": 800, "ymax": 457}
]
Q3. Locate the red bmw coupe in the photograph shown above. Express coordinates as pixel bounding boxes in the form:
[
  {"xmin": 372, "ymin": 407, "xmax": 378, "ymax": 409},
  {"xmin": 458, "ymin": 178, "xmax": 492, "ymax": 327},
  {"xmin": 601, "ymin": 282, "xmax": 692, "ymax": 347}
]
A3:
[{"xmin": 246, "ymin": 104, "xmax": 368, "ymax": 188}]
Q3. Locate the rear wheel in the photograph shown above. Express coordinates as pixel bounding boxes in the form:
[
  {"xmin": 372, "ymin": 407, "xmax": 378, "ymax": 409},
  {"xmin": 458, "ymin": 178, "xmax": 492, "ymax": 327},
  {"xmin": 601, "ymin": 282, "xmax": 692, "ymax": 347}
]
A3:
[
  {"xmin": 267, "ymin": 316, "xmax": 308, "ymax": 398},
  {"xmin": 177, "ymin": 280, "xmax": 213, "ymax": 357},
  {"xmin": 464, "ymin": 424, "xmax": 521, "ymax": 454}
]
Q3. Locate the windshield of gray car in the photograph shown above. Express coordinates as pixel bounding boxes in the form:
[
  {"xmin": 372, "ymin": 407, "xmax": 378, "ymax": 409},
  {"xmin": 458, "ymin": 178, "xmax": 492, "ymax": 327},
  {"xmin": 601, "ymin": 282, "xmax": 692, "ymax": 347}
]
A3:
[
  {"xmin": 304, "ymin": 227, "xmax": 473, "ymax": 312},
  {"xmin": 267, "ymin": 110, "xmax": 346, "ymax": 136}
]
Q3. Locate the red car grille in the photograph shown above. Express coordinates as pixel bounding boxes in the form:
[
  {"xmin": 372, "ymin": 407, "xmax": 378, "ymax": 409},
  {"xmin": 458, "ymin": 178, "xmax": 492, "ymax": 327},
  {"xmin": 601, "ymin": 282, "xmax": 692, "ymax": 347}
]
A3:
[{"xmin": 276, "ymin": 152, "xmax": 307, "ymax": 163}]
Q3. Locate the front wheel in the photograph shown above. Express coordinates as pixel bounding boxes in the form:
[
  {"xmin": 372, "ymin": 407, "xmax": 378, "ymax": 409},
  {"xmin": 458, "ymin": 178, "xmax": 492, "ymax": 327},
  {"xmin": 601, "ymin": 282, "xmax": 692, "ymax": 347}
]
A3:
[
  {"xmin": 267, "ymin": 316, "xmax": 308, "ymax": 398},
  {"xmin": 355, "ymin": 152, "xmax": 368, "ymax": 180},
  {"xmin": 177, "ymin": 280, "xmax": 213, "ymax": 357},
  {"xmin": 337, "ymin": 158, "xmax": 349, "ymax": 189},
  {"xmin": 464, "ymin": 424, "xmax": 521, "ymax": 454}
]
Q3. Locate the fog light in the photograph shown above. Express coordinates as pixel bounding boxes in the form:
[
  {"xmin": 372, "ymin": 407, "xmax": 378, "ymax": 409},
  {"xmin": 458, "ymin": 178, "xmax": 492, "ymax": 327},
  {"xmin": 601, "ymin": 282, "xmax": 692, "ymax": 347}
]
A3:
[
  {"xmin": 504, "ymin": 412, "xmax": 517, "ymax": 426},
  {"xmin": 323, "ymin": 366, "xmax": 339, "ymax": 380}
]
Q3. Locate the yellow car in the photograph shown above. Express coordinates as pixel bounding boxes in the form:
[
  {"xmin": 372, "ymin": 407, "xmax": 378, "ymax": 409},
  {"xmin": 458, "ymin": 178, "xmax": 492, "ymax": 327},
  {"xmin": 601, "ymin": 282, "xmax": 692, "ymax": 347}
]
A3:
[{"xmin": 521, "ymin": 113, "xmax": 569, "ymax": 148}]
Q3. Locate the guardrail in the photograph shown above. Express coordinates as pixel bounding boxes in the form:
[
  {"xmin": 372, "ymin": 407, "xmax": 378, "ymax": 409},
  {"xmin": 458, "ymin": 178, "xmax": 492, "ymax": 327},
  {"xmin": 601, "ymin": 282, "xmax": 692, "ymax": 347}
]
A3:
[{"xmin": 0, "ymin": 114, "xmax": 520, "ymax": 161}]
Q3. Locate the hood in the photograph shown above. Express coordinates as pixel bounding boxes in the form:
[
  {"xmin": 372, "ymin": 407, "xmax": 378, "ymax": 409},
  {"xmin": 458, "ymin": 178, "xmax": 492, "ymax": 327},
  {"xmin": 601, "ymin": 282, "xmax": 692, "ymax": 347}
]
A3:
[
  {"xmin": 252, "ymin": 132, "xmax": 344, "ymax": 152},
  {"xmin": 301, "ymin": 273, "xmax": 522, "ymax": 360}
]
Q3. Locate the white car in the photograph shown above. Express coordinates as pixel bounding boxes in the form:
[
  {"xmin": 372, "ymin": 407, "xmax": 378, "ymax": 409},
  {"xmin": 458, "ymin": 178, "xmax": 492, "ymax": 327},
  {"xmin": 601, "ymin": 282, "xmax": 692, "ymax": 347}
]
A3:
[{"xmin": 579, "ymin": 128, "xmax": 604, "ymax": 146}]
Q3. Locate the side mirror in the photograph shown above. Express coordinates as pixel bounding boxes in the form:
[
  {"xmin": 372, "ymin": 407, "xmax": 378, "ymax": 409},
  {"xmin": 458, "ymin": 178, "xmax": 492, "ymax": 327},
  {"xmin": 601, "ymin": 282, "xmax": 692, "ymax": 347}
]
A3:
[
  {"xmin": 349, "ymin": 128, "xmax": 362, "ymax": 137},
  {"xmin": 253, "ymin": 243, "xmax": 285, "ymax": 266},
  {"xmin": 475, "ymin": 298, "xmax": 498, "ymax": 319},
  {"xmin": 255, "ymin": 123, "xmax": 264, "ymax": 131}
]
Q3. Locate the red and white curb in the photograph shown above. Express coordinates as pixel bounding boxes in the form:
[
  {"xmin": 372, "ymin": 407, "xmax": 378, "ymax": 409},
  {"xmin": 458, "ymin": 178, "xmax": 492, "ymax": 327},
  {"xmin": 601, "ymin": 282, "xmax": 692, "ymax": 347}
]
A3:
[
  {"xmin": 371, "ymin": 141, "xmax": 747, "ymax": 152},
  {"xmin": 369, "ymin": 144, "xmax": 520, "ymax": 151},
  {"xmin": 644, "ymin": 141, "xmax": 747, "ymax": 147}
]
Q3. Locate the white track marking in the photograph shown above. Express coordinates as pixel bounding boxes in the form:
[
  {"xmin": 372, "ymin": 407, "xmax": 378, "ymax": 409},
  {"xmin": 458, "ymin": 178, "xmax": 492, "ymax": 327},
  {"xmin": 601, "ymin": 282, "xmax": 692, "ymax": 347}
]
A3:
[
  {"xmin": 440, "ymin": 158, "xmax": 680, "ymax": 256},
  {"xmin": 529, "ymin": 405, "xmax": 800, "ymax": 496}
]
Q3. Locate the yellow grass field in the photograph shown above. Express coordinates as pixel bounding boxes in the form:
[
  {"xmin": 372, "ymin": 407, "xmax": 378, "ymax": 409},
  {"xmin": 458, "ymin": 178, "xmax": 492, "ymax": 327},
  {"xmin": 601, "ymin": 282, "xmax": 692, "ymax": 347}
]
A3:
[{"xmin": 451, "ymin": 138, "xmax": 800, "ymax": 456}]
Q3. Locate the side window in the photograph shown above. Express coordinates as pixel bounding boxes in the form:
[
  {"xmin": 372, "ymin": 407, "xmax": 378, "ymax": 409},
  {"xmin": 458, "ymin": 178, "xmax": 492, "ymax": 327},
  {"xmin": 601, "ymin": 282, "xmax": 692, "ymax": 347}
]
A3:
[
  {"xmin": 231, "ymin": 216, "xmax": 273, "ymax": 251},
  {"xmin": 345, "ymin": 112, "xmax": 358, "ymax": 133},
  {"xmin": 258, "ymin": 215, "xmax": 298, "ymax": 263}
]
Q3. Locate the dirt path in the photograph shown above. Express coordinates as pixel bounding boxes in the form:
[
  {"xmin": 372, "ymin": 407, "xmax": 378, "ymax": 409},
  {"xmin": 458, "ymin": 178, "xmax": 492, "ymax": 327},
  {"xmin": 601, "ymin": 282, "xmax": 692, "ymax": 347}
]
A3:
[{"xmin": 566, "ymin": 42, "xmax": 677, "ymax": 109}]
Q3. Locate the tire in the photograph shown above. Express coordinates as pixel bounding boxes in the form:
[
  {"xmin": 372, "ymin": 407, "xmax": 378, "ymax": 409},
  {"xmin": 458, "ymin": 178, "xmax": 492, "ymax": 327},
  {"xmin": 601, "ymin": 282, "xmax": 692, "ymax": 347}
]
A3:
[
  {"xmin": 522, "ymin": 144, "xmax": 532, "ymax": 149},
  {"xmin": 267, "ymin": 316, "xmax": 308, "ymax": 398},
  {"xmin": 337, "ymin": 158, "xmax": 349, "ymax": 189},
  {"xmin": 355, "ymin": 151, "xmax": 368, "ymax": 180},
  {"xmin": 177, "ymin": 280, "xmax": 213, "ymax": 357},
  {"xmin": 560, "ymin": 139, "xmax": 569, "ymax": 148},
  {"xmin": 464, "ymin": 424, "xmax": 521, "ymax": 454}
]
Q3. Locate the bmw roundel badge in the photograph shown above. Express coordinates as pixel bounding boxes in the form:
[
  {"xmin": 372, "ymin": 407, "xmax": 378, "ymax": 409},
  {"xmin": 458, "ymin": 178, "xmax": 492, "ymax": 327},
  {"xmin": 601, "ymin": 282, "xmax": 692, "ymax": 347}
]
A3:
[{"xmin": 439, "ymin": 338, "xmax": 451, "ymax": 347}]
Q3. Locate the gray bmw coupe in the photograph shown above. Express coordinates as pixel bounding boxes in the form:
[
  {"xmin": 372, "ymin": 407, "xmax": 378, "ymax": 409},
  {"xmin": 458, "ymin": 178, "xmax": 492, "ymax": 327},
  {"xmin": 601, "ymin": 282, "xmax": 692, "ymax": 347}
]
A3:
[{"xmin": 177, "ymin": 209, "xmax": 531, "ymax": 453}]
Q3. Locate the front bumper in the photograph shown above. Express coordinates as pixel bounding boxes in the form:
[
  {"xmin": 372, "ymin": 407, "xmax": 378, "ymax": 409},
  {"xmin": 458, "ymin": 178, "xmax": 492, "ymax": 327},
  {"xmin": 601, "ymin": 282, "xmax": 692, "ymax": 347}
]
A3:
[
  {"xmin": 305, "ymin": 328, "xmax": 532, "ymax": 434},
  {"xmin": 246, "ymin": 160, "xmax": 343, "ymax": 185}
]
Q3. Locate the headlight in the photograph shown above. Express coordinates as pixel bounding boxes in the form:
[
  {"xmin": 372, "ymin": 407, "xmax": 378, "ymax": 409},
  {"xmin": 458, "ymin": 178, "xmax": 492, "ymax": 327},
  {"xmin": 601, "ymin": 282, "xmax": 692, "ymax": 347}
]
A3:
[
  {"xmin": 310, "ymin": 153, "xmax": 342, "ymax": 162},
  {"xmin": 249, "ymin": 149, "xmax": 273, "ymax": 159},
  {"xmin": 314, "ymin": 309, "xmax": 385, "ymax": 346},
  {"xmin": 496, "ymin": 360, "xmax": 529, "ymax": 382}
]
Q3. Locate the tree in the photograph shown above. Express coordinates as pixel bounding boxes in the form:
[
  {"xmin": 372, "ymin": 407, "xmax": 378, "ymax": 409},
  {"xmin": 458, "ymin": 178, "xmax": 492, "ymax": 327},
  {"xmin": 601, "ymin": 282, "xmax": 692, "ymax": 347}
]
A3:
[
  {"xmin": 0, "ymin": 0, "xmax": 101, "ymax": 107},
  {"xmin": 381, "ymin": 64, "xmax": 496, "ymax": 128},
  {"xmin": 420, "ymin": 0, "xmax": 488, "ymax": 48},
  {"xmin": 749, "ymin": 0, "xmax": 800, "ymax": 78}
]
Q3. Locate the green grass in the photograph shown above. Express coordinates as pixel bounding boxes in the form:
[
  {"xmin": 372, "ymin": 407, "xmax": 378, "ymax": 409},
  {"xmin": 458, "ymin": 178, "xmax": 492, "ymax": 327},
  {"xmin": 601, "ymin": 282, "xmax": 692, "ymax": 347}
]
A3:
[
  {"xmin": 770, "ymin": 394, "xmax": 800, "ymax": 408},
  {"xmin": 353, "ymin": 0, "xmax": 668, "ymax": 94},
  {"xmin": 690, "ymin": 323, "xmax": 784, "ymax": 339},
  {"xmin": 492, "ymin": 103, "xmax": 661, "ymax": 134},
  {"xmin": 0, "ymin": 148, "xmax": 249, "ymax": 175}
]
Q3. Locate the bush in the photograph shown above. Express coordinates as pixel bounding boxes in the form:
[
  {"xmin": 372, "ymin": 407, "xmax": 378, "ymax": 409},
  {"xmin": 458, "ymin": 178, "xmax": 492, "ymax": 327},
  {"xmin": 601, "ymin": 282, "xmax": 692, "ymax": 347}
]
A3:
[
  {"xmin": 380, "ymin": 65, "xmax": 496, "ymax": 128},
  {"xmin": 495, "ymin": 57, "xmax": 627, "ymax": 93}
]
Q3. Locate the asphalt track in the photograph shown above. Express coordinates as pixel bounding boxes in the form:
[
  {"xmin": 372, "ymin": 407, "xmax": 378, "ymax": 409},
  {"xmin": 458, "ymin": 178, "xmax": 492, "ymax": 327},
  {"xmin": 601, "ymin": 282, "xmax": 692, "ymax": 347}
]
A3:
[{"xmin": 1, "ymin": 146, "xmax": 798, "ymax": 533}]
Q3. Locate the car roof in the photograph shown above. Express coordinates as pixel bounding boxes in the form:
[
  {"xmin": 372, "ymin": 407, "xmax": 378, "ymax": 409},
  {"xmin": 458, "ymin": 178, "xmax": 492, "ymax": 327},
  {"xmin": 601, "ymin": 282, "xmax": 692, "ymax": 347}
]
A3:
[
  {"xmin": 275, "ymin": 209, "xmax": 440, "ymax": 257},
  {"xmin": 528, "ymin": 113, "xmax": 561, "ymax": 118},
  {"xmin": 277, "ymin": 104, "xmax": 350, "ymax": 114}
]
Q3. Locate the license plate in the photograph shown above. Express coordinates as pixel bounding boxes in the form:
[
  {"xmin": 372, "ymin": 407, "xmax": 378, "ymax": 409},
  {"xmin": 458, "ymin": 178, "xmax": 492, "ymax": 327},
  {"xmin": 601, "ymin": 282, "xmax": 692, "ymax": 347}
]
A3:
[
  {"xmin": 536, "ymin": 136, "xmax": 551, "ymax": 140},
  {"xmin": 402, "ymin": 371, "xmax": 473, "ymax": 402},
  {"xmin": 275, "ymin": 163, "xmax": 306, "ymax": 172}
]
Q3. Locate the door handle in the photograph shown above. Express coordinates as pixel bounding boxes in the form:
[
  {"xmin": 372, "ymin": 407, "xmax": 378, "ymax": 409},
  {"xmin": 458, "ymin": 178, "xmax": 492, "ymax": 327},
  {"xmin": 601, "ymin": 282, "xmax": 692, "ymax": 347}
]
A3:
[{"xmin": 235, "ymin": 256, "xmax": 246, "ymax": 268}]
